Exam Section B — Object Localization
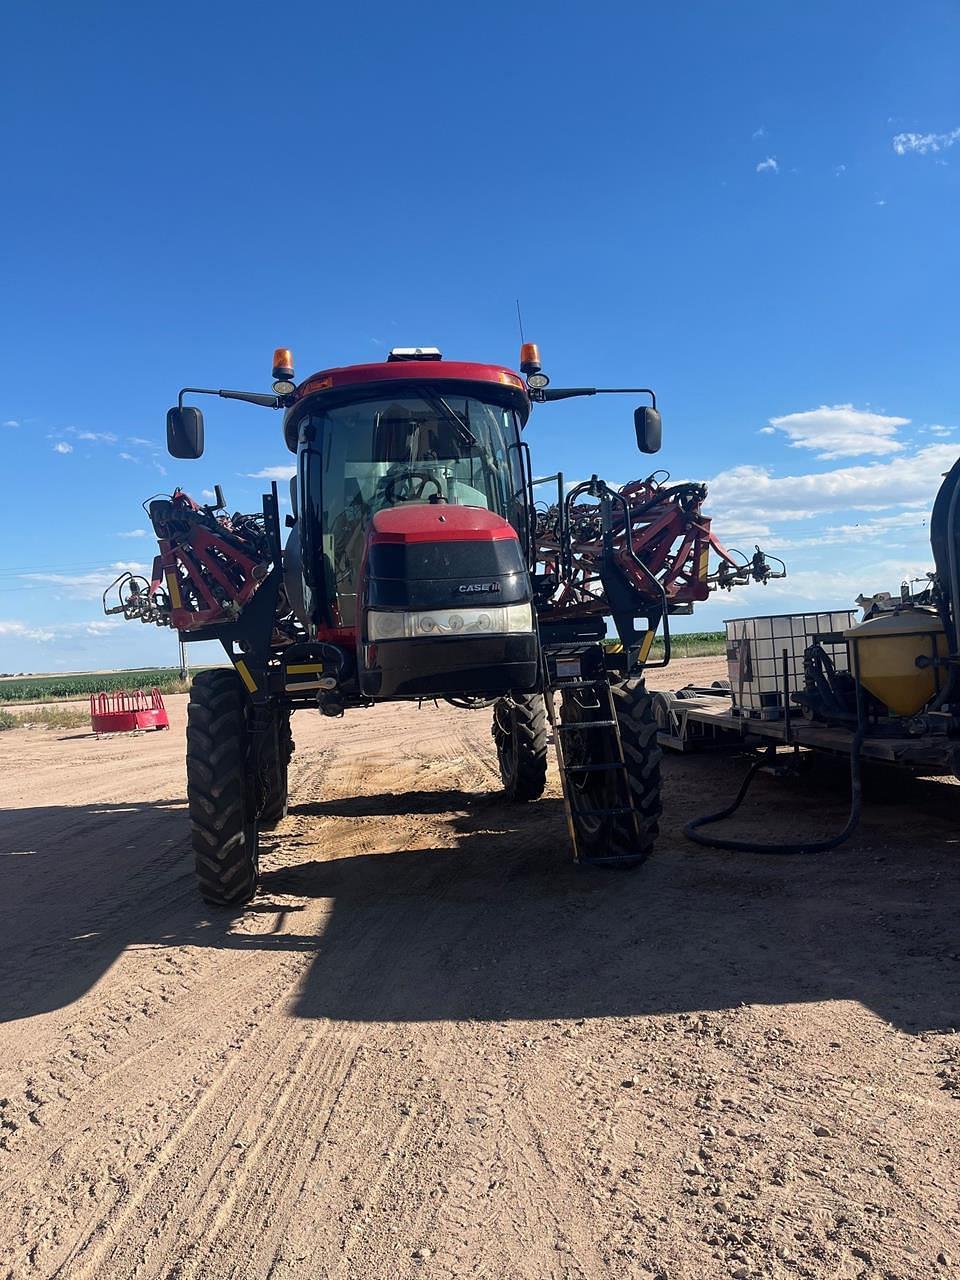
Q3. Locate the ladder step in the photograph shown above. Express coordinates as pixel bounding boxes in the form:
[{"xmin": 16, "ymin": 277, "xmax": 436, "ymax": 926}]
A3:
[
  {"xmin": 556, "ymin": 719, "xmax": 616, "ymax": 730},
  {"xmin": 562, "ymin": 762, "xmax": 626, "ymax": 774},
  {"xmin": 579, "ymin": 853, "xmax": 646, "ymax": 867}
]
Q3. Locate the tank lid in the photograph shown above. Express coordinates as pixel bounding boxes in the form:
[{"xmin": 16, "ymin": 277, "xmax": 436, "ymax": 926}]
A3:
[{"xmin": 844, "ymin": 607, "xmax": 944, "ymax": 639}]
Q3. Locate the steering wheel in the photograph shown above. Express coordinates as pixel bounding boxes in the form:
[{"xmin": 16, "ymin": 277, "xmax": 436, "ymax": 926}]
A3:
[{"xmin": 382, "ymin": 470, "xmax": 445, "ymax": 505}]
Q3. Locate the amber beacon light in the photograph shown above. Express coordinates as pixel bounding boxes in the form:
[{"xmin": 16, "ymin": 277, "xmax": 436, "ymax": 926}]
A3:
[
  {"xmin": 272, "ymin": 348, "xmax": 296, "ymax": 395},
  {"xmin": 520, "ymin": 342, "xmax": 550, "ymax": 390}
]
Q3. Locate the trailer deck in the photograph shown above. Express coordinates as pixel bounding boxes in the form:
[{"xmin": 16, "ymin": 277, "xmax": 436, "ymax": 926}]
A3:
[{"xmin": 654, "ymin": 686, "xmax": 959, "ymax": 773}]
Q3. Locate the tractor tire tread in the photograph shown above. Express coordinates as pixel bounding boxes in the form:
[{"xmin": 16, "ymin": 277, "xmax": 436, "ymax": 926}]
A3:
[
  {"xmin": 258, "ymin": 711, "xmax": 293, "ymax": 829},
  {"xmin": 186, "ymin": 669, "xmax": 258, "ymax": 907},
  {"xmin": 493, "ymin": 693, "xmax": 548, "ymax": 802},
  {"xmin": 612, "ymin": 678, "xmax": 663, "ymax": 858}
]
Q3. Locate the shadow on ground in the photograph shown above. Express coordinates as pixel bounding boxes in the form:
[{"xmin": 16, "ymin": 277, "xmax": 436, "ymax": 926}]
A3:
[{"xmin": 2, "ymin": 756, "xmax": 959, "ymax": 1032}]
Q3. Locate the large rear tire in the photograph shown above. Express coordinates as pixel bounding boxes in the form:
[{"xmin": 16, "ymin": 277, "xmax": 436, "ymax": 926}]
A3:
[
  {"xmin": 186, "ymin": 669, "xmax": 259, "ymax": 907},
  {"xmin": 492, "ymin": 693, "xmax": 548, "ymax": 802},
  {"xmin": 258, "ymin": 710, "xmax": 294, "ymax": 829}
]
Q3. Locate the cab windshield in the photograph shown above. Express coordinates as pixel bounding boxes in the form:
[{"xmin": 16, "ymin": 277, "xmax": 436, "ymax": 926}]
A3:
[{"xmin": 300, "ymin": 391, "xmax": 525, "ymax": 625}]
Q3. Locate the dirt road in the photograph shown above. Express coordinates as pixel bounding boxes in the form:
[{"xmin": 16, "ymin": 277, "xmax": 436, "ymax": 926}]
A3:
[{"xmin": 2, "ymin": 659, "xmax": 959, "ymax": 1279}]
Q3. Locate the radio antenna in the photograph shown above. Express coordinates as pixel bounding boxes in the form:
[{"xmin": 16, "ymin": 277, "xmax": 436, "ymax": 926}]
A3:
[{"xmin": 515, "ymin": 299, "xmax": 526, "ymax": 345}]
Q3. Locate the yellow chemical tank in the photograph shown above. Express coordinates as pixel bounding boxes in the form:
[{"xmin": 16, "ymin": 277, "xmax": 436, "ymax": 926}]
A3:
[{"xmin": 844, "ymin": 607, "xmax": 948, "ymax": 716}]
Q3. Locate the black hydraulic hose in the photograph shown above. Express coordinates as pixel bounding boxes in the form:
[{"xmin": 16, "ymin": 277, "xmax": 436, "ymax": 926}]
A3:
[{"xmin": 684, "ymin": 727, "xmax": 865, "ymax": 855}]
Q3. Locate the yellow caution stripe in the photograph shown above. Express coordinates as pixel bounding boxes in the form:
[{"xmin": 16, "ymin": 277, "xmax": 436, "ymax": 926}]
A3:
[
  {"xmin": 285, "ymin": 663, "xmax": 325, "ymax": 674},
  {"xmin": 234, "ymin": 659, "xmax": 258, "ymax": 693},
  {"xmin": 638, "ymin": 630, "xmax": 655, "ymax": 663},
  {"xmin": 165, "ymin": 572, "xmax": 182, "ymax": 610}
]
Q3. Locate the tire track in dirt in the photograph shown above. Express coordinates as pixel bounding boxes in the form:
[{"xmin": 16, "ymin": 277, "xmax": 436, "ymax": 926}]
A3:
[
  {"xmin": 5, "ymin": 683, "xmax": 960, "ymax": 1279},
  {"xmin": 5, "ymin": 711, "xmax": 504, "ymax": 1279}
]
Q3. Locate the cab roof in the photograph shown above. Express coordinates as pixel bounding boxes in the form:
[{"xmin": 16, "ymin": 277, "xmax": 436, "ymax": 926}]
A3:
[
  {"xmin": 294, "ymin": 357, "xmax": 527, "ymax": 402},
  {"xmin": 284, "ymin": 356, "xmax": 530, "ymax": 451}
]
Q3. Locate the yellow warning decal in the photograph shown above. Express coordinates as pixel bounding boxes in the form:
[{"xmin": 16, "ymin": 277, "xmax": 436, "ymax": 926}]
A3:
[
  {"xmin": 285, "ymin": 663, "xmax": 325, "ymax": 674},
  {"xmin": 638, "ymin": 630, "xmax": 655, "ymax": 663},
  {"xmin": 165, "ymin": 572, "xmax": 182, "ymax": 610},
  {"xmin": 697, "ymin": 545, "xmax": 710, "ymax": 581},
  {"xmin": 234, "ymin": 660, "xmax": 257, "ymax": 693}
]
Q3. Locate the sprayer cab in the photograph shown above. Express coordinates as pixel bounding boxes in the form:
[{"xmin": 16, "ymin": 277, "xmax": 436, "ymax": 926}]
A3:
[{"xmin": 283, "ymin": 355, "xmax": 531, "ymax": 630}]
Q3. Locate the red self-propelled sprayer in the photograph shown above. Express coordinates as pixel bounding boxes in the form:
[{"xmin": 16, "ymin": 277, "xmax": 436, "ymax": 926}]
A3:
[{"xmin": 104, "ymin": 342, "xmax": 782, "ymax": 906}]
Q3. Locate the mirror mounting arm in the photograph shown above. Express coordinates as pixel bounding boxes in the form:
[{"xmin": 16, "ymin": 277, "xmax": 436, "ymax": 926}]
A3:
[
  {"xmin": 538, "ymin": 386, "xmax": 657, "ymax": 408},
  {"xmin": 177, "ymin": 386, "xmax": 284, "ymax": 410}
]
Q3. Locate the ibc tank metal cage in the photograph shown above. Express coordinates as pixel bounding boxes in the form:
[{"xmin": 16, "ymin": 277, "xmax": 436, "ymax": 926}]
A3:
[{"xmin": 724, "ymin": 611, "xmax": 859, "ymax": 719}]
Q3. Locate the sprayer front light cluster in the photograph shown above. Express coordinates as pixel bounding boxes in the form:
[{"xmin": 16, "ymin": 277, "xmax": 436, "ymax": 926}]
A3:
[{"xmin": 368, "ymin": 603, "xmax": 533, "ymax": 642}]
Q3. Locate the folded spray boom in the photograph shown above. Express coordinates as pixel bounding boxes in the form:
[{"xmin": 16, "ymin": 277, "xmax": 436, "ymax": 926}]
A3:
[
  {"xmin": 533, "ymin": 472, "xmax": 785, "ymax": 621},
  {"xmin": 103, "ymin": 489, "xmax": 273, "ymax": 631}
]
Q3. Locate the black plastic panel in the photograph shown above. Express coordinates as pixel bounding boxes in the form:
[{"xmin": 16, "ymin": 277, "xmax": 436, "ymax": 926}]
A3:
[{"xmin": 359, "ymin": 633, "xmax": 538, "ymax": 698}]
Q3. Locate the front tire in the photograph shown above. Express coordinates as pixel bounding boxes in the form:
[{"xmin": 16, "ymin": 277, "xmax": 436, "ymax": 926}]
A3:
[
  {"xmin": 559, "ymin": 678, "xmax": 661, "ymax": 866},
  {"xmin": 492, "ymin": 693, "xmax": 548, "ymax": 802},
  {"xmin": 186, "ymin": 669, "xmax": 259, "ymax": 907},
  {"xmin": 258, "ymin": 710, "xmax": 293, "ymax": 829},
  {"xmin": 612, "ymin": 678, "xmax": 662, "ymax": 858}
]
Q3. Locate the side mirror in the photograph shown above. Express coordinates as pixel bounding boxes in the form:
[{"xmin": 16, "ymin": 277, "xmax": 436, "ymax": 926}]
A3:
[
  {"xmin": 166, "ymin": 406, "xmax": 204, "ymax": 459},
  {"xmin": 635, "ymin": 405, "xmax": 662, "ymax": 454}
]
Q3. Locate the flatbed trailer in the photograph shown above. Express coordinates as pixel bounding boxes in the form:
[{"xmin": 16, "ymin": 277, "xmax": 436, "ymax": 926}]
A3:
[{"xmin": 654, "ymin": 686, "xmax": 960, "ymax": 775}]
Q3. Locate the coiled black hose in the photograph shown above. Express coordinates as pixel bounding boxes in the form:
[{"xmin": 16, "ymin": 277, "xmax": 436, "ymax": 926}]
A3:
[{"xmin": 684, "ymin": 727, "xmax": 864, "ymax": 855}]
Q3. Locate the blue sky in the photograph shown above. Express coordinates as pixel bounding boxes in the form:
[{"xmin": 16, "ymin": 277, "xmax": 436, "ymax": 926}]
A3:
[{"xmin": 1, "ymin": 1, "xmax": 958, "ymax": 671}]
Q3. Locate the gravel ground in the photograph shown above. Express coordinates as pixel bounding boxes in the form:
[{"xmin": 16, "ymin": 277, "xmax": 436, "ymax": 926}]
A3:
[{"xmin": 1, "ymin": 658, "xmax": 958, "ymax": 1280}]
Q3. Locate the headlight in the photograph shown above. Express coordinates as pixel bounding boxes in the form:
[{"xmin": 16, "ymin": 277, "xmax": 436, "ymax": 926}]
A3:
[{"xmin": 368, "ymin": 603, "xmax": 533, "ymax": 641}]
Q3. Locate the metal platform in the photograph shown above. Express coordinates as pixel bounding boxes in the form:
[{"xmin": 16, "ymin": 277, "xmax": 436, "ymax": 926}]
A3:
[{"xmin": 654, "ymin": 686, "xmax": 959, "ymax": 773}]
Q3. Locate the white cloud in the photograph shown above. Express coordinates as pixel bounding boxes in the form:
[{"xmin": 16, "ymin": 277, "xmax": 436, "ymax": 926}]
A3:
[
  {"xmin": 707, "ymin": 443, "xmax": 957, "ymax": 525},
  {"xmin": 201, "ymin": 489, "xmax": 216, "ymax": 500},
  {"xmin": 758, "ymin": 426, "xmax": 775, "ymax": 435},
  {"xmin": 764, "ymin": 404, "xmax": 909, "ymax": 459},
  {"xmin": 833, "ymin": 164, "xmax": 847, "ymax": 176},
  {"xmin": 117, "ymin": 529, "xmax": 148, "ymax": 538},
  {"xmin": 0, "ymin": 618, "xmax": 130, "ymax": 651},
  {"xmin": 70, "ymin": 429, "xmax": 118, "ymax": 444},
  {"xmin": 53, "ymin": 442, "xmax": 73, "ymax": 455},
  {"xmin": 772, "ymin": 510, "xmax": 930, "ymax": 550},
  {"xmin": 0, "ymin": 620, "xmax": 55, "ymax": 643},
  {"xmin": 756, "ymin": 156, "xmax": 779, "ymax": 174},
  {"xmin": 127, "ymin": 436, "xmax": 155, "ymax": 448},
  {"xmin": 246, "ymin": 465, "xmax": 296, "ymax": 480},
  {"xmin": 19, "ymin": 562, "xmax": 149, "ymax": 601},
  {"xmin": 927, "ymin": 425, "xmax": 954, "ymax": 436},
  {"xmin": 740, "ymin": 559, "xmax": 933, "ymax": 605},
  {"xmin": 711, "ymin": 519, "xmax": 775, "ymax": 545},
  {"xmin": 893, "ymin": 127, "xmax": 960, "ymax": 156},
  {"xmin": 119, "ymin": 452, "xmax": 136, "ymax": 462},
  {"xmin": 3, "ymin": 419, "xmax": 18, "ymax": 428},
  {"xmin": 692, "ymin": 552, "xmax": 938, "ymax": 633},
  {"xmin": 752, "ymin": 126, "xmax": 767, "ymax": 140}
]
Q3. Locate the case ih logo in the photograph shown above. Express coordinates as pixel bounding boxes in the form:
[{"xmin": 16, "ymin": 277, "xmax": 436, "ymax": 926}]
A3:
[{"xmin": 458, "ymin": 582, "xmax": 502, "ymax": 594}]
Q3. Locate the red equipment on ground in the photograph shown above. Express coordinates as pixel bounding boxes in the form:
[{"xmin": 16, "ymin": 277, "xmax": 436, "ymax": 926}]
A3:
[{"xmin": 89, "ymin": 688, "xmax": 170, "ymax": 736}]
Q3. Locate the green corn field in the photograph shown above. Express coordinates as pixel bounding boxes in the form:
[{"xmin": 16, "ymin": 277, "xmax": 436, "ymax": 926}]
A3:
[
  {"xmin": 0, "ymin": 668, "xmax": 203, "ymax": 704},
  {"xmin": 651, "ymin": 630, "xmax": 726, "ymax": 658}
]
